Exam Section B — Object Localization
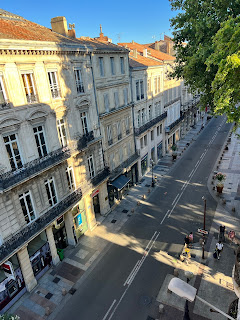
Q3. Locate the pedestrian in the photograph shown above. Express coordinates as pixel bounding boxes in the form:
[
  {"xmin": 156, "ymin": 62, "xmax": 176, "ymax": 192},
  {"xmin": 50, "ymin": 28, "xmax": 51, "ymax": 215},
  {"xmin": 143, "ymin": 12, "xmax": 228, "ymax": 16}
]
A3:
[
  {"xmin": 216, "ymin": 240, "xmax": 223, "ymax": 260},
  {"xmin": 219, "ymin": 225, "xmax": 225, "ymax": 242},
  {"xmin": 189, "ymin": 232, "xmax": 193, "ymax": 247},
  {"xmin": 184, "ymin": 235, "xmax": 190, "ymax": 248}
]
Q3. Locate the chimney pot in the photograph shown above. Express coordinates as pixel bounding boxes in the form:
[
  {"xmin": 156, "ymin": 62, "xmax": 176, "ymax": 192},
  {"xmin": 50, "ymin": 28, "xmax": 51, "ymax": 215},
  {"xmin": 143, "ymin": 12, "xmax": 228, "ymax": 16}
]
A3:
[
  {"xmin": 51, "ymin": 16, "xmax": 68, "ymax": 36},
  {"xmin": 133, "ymin": 49, "xmax": 137, "ymax": 58}
]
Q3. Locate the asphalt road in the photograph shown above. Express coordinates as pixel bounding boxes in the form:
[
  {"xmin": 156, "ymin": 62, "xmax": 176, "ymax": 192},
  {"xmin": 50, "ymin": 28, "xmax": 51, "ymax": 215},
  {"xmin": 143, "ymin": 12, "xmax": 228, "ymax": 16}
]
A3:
[{"xmin": 56, "ymin": 116, "xmax": 232, "ymax": 320}]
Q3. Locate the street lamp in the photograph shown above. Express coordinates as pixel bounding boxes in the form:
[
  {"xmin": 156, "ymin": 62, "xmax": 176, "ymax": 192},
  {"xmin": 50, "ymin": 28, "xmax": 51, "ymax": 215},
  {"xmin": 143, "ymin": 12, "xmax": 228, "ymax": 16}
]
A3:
[
  {"xmin": 201, "ymin": 196, "xmax": 206, "ymax": 259},
  {"xmin": 150, "ymin": 159, "xmax": 155, "ymax": 187},
  {"xmin": 168, "ymin": 278, "xmax": 235, "ymax": 320}
]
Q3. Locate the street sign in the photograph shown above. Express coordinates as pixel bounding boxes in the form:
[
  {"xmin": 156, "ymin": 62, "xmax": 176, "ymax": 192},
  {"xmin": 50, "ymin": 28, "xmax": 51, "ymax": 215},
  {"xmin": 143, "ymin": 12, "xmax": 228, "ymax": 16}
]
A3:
[{"xmin": 198, "ymin": 228, "xmax": 208, "ymax": 235}]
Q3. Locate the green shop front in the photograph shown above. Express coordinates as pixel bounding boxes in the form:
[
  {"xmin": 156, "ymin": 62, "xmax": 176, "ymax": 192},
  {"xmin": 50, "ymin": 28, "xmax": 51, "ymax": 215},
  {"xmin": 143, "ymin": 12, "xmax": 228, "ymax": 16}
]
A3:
[{"xmin": 72, "ymin": 199, "xmax": 88, "ymax": 242}]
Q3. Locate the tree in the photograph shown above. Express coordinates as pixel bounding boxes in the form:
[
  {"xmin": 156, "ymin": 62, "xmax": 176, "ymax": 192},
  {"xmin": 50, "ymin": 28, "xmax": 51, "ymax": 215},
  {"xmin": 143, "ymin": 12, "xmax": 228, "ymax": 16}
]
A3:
[{"xmin": 169, "ymin": 0, "xmax": 240, "ymax": 123}]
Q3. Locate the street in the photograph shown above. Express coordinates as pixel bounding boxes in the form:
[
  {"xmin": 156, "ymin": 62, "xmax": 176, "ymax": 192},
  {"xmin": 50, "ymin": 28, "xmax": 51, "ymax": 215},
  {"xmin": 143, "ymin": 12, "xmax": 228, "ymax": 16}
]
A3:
[{"xmin": 55, "ymin": 116, "xmax": 232, "ymax": 320}]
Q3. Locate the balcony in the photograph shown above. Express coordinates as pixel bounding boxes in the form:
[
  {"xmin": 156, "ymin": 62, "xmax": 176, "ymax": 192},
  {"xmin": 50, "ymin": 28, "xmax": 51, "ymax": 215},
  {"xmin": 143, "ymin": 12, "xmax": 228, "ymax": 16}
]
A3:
[
  {"xmin": 51, "ymin": 87, "xmax": 61, "ymax": 99},
  {"xmin": 77, "ymin": 131, "xmax": 94, "ymax": 151},
  {"xmin": 164, "ymin": 97, "xmax": 181, "ymax": 108},
  {"xmin": 110, "ymin": 153, "xmax": 139, "ymax": 180},
  {"xmin": 0, "ymin": 99, "xmax": 11, "ymax": 110},
  {"xmin": 26, "ymin": 93, "xmax": 38, "ymax": 104},
  {"xmin": 134, "ymin": 112, "xmax": 167, "ymax": 136},
  {"xmin": 165, "ymin": 115, "xmax": 184, "ymax": 133},
  {"xmin": 91, "ymin": 167, "xmax": 110, "ymax": 187},
  {"xmin": 0, "ymin": 147, "xmax": 71, "ymax": 192},
  {"xmin": 0, "ymin": 187, "xmax": 82, "ymax": 264}
]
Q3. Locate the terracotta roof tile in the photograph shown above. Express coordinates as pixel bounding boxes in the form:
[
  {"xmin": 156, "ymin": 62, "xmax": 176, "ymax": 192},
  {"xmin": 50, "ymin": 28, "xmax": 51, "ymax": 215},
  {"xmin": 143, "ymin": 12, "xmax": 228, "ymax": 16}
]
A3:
[
  {"xmin": 129, "ymin": 53, "xmax": 163, "ymax": 68},
  {"xmin": 118, "ymin": 42, "xmax": 175, "ymax": 61}
]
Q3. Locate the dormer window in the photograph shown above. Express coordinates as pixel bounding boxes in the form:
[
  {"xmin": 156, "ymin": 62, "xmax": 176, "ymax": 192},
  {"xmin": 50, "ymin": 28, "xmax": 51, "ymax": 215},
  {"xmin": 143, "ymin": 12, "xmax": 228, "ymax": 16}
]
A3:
[{"xmin": 21, "ymin": 72, "xmax": 38, "ymax": 104}]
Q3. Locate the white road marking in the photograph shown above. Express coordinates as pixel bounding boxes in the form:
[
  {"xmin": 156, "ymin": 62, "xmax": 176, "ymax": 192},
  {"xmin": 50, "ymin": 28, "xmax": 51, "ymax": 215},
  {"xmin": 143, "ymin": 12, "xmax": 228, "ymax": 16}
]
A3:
[
  {"xmin": 160, "ymin": 210, "xmax": 170, "ymax": 224},
  {"xmin": 188, "ymin": 169, "xmax": 194, "ymax": 177},
  {"xmin": 172, "ymin": 194, "xmax": 179, "ymax": 206},
  {"xmin": 102, "ymin": 300, "xmax": 116, "ymax": 320}
]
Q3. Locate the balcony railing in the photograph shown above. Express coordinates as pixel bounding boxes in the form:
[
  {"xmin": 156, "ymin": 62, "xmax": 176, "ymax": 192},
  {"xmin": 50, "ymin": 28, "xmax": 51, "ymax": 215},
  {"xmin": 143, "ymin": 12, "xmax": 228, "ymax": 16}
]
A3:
[
  {"xmin": 0, "ymin": 187, "xmax": 82, "ymax": 264},
  {"xmin": 91, "ymin": 167, "xmax": 110, "ymax": 187},
  {"xmin": 164, "ymin": 97, "xmax": 181, "ymax": 108},
  {"xmin": 118, "ymin": 134, "xmax": 122, "ymax": 140},
  {"xmin": 0, "ymin": 99, "xmax": 11, "ymax": 110},
  {"xmin": 108, "ymin": 139, "xmax": 113, "ymax": 146},
  {"xmin": 77, "ymin": 131, "xmax": 94, "ymax": 151},
  {"xmin": 126, "ymin": 129, "xmax": 130, "ymax": 135},
  {"xmin": 134, "ymin": 111, "xmax": 167, "ymax": 136},
  {"xmin": 110, "ymin": 153, "xmax": 139, "ymax": 180},
  {"xmin": 51, "ymin": 87, "xmax": 61, "ymax": 99},
  {"xmin": 26, "ymin": 93, "xmax": 38, "ymax": 104},
  {"xmin": 166, "ymin": 115, "xmax": 184, "ymax": 133},
  {"xmin": 0, "ymin": 147, "xmax": 71, "ymax": 191}
]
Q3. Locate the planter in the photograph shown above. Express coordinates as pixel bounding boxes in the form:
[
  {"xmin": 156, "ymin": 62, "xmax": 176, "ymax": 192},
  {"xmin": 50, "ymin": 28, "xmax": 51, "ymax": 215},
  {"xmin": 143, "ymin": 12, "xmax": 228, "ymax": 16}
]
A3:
[{"xmin": 217, "ymin": 185, "xmax": 224, "ymax": 193}]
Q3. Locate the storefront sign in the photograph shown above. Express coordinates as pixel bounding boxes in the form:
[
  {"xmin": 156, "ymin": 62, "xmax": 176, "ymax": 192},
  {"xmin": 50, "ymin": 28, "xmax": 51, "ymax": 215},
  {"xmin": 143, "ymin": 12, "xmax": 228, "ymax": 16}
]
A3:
[
  {"xmin": 2, "ymin": 261, "xmax": 15, "ymax": 280},
  {"xmin": 92, "ymin": 189, "xmax": 99, "ymax": 198},
  {"xmin": 56, "ymin": 215, "xmax": 64, "ymax": 225},
  {"xmin": 76, "ymin": 213, "xmax": 82, "ymax": 226}
]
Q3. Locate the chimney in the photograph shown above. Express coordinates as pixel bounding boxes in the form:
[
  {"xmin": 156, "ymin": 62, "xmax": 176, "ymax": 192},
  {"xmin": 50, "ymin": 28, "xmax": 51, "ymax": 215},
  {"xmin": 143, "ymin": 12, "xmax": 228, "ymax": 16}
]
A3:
[
  {"xmin": 68, "ymin": 29, "xmax": 76, "ymax": 38},
  {"xmin": 132, "ymin": 40, "xmax": 134, "ymax": 44},
  {"xmin": 51, "ymin": 17, "xmax": 68, "ymax": 36},
  {"xmin": 133, "ymin": 49, "xmax": 137, "ymax": 58},
  {"xmin": 143, "ymin": 48, "xmax": 147, "ymax": 57}
]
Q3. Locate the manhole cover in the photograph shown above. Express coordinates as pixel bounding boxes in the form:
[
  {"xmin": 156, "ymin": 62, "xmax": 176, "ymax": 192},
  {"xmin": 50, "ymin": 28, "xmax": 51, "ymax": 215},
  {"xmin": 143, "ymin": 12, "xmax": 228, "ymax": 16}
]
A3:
[
  {"xmin": 122, "ymin": 209, "xmax": 128, "ymax": 213},
  {"xmin": 111, "ymin": 219, "xmax": 117, "ymax": 223},
  {"xmin": 139, "ymin": 295, "xmax": 152, "ymax": 306}
]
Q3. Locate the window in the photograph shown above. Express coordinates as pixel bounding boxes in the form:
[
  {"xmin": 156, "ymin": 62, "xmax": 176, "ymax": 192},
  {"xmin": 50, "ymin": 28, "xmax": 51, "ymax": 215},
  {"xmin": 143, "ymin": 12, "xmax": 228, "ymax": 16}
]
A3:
[
  {"xmin": 144, "ymin": 134, "xmax": 147, "ymax": 146},
  {"xmin": 0, "ymin": 75, "xmax": 8, "ymax": 105},
  {"xmin": 148, "ymin": 105, "xmax": 152, "ymax": 120},
  {"xmin": 136, "ymin": 80, "xmax": 144, "ymax": 100},
  {"xmin": 120, "ymin": 57, "xmax": 125, "ymax": 74},
  {"xmin": 109, "ymin": 153, "xmax": 114, "ymax": 170},
  {"xmin": 157, "ymin": 126, "xmax": 160, "ymax": 136},
  {"xmin": 87, "ymin": 155, "xmax": 95, "ymax": 178},
  {"xmin": 114, "ymin": 91, "xmax": 119, "ymax": 108},
  {"xmin": 125, "ymin": 117, "xmax": 130, "ymax": 134},
  {"xmin": 151, "ymin": 130, "xmax": 154, "ymax": 141},
  {"xmin": 66, "ymin": 166, "xmax": 75, "ymax": 191},
  {"xmin": 137, "ymin": 111, "xmax": 140, "ymax": 127},
  {"xmin": 119, "ymin": 148, "xmax": 123, "ymax": 163},
  {"xmin": 127, "ymin": 142, "xmax": 131, "ymax": 157},
  {"xmin": 57, "ymin": 118, "xmax": 67, "ymax": 147},
  {"xmin": 123, "ymin": 88, "xmax": 128, "ymax": 105},
  {"xmin": 48, "ymin": 71, "xmax": 61, "ymax": 99},
  {"xmin": 19, "ymin": 191, "xmax": 35, "ymax": 224},
  {"xmin": 117, "ymin": 121, "xmax": 122, "ymax": 140},
  {"xmin": 110, "ymin": 57, "xmax": 115, "ymax": 75},
  {"xmin": 140, "ymin": 137, "xmax": 144, "ymax": 149},
  {"xmin": 45, "ymin": 178, "xmax": 57, "ymax": 207},
  {"xmin": 104, "ymin": 93, "xmax": 109, "ymax": 112},
  {"xmin": 141, "ymin": 109, "xmax": 145, "ymax": 124},
  {"xmin": 80, "ymin": 112, "xmax": 89, "ymax": 135},
  {"xmin": 160, "ymin": 124, "xmax": 163, "ymax": 134},
  {"xmin": 99, "ymin": 57, "xmax": 104, "ymax": 77},
  {"xmin": 74, "ymin": 69, "xmax": 84, "ymax": 93},
  {"xmin": 3, "ymin": 134, "xmax": 22, "ymax": 170},
  {"xmin": 154, "ymin": 78, "xmax": 157, "ymax": 95},
  {"xmin": 107, "ymin": 125, "xmax": 112, "ymax": 145},
  {"xmin": 21, "ymin": 73, "xmax": 37, "ymax": 103},
  {"xmin": 147, "ymin": 79, "xmax": 151, "ymax": 93},
  {"xmin": 33, "ymin": 125, "xmax": 48, "ymax": 158},
  {"xmin": 158, "ymin": 77, "xmax": 161, "ymax": 93}
]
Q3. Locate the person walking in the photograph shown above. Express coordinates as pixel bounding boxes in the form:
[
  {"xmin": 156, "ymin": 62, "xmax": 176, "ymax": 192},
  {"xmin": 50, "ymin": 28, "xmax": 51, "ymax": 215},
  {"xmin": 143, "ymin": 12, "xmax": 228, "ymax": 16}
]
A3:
[
  {"xmin": 216, "ymin": 240, "xmax": 223, "ymax": 260},
  {"xmin": 189, "ymin": 232, "xmax": 193, "ymax": 247},
  {"xmin": 184, "ymin": 235, "xmax": 190, "ymax": 248}
]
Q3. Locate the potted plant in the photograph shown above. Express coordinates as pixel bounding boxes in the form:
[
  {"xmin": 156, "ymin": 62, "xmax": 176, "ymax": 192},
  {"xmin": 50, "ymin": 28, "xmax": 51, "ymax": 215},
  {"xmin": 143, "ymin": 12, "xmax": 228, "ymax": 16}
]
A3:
[
  {"xmin": 171, "ymin": 144, "xmax": 178, "ymax": 160},
  {"xmin": 215, "ymin": 172, "xmax": 226, "ymax": 193}
]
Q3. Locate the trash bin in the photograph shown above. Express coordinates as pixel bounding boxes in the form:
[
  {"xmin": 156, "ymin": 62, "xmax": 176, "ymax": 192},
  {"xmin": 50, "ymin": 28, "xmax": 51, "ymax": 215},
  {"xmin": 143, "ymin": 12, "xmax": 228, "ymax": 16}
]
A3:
[{"xmin": 57, "ymin": 248, "xmax": 64, "ymax": 261}]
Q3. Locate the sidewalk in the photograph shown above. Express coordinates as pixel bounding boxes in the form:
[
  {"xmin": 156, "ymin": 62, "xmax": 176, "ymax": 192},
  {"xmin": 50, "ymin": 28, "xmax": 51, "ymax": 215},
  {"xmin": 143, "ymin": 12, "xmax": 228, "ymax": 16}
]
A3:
[{"xmin": 8, "ymin": 114, "xmax": 238, "ymax": 320}]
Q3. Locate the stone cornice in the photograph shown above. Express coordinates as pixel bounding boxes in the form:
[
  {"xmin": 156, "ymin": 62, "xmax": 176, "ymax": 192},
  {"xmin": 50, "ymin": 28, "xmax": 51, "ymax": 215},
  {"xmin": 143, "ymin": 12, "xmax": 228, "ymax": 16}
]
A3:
[{"xmin": 0, "ymin": 48, "xmax": 88, "ymax": 56}]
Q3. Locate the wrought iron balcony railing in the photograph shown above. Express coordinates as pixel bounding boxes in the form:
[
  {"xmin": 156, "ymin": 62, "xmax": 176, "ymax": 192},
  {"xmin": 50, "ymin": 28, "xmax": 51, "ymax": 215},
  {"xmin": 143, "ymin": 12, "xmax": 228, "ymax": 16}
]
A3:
[
  {"xmin": 26, "ymin": 93, "xmax": 38, "ymax": 104},
  {"xmin": 134, "ymin": 112, "xmax": 167, "ymax": 136},
  {"xmin": 110, "ymin": 153, "xmax": 139, "ymax": 180},
  {"xmin": 126, "ymin": 129, "xmax": 130, "ymax": 135},
  {"xmin": 0, "ymin": 147, "xmax": 71, "ymax": 191},
  {"xmin": 77, "ymin": 131, "xmax": 94, "ymax": 151},
  {"xmin": 0, "ymin": 99, "xmax": 11, "ymax": 110},
  {"xmin": 91, "ymin": 167, "xmax": 110, "ymax": 187},
  {"xmin": 0, "ymin": 187, "xmax": 82, "ymax": 264},
  {"xmin": 108, "ymin": 139, "xmax": 113, "ymax": 146},
  {"xmin": 167, "ymin": 114, "xmax": 185, "ymax": 132}
]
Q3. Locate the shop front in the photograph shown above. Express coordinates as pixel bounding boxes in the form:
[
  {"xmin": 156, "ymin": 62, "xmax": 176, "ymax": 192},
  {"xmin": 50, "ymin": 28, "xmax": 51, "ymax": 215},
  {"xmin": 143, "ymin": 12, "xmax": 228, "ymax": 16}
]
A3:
[
  {"xmin": 72, "ymin": 199, "xmax": 88, "ymax": 242},
  {"xmin": 108, "ymin": 175, "xmax": 130, "ymax": 207},
  {"xmin": 28, "ymin": 234, "xmax": 52, "ymax": 280},
  {"xmin": 141, "ymin": 153, "xmax": 148, "ymax": 176},
  {"xmin": 92, "ymin": 189, "xmax": 100, "ymax": 216},
  {"xmin": 157, "ymin": 142, "xmax": 163, "ymax": 159},
  {"xmin": 0, "ymin": 256, "xmax": 26, "ymax": 313}
]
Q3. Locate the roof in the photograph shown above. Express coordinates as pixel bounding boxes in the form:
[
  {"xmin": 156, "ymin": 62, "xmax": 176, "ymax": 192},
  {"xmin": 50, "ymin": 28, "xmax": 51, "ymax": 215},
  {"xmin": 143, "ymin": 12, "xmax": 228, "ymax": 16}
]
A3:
[
  {"xmin": 129, "ymin": 53, "xmax": 163, "ymax": 68},
  {"xmin": 118, "ymin": 42, "xmax": 175, "ymax": 61},
  {"xmin": 78, "ymin": 37, "xmax": 128, "ymax": 52}
]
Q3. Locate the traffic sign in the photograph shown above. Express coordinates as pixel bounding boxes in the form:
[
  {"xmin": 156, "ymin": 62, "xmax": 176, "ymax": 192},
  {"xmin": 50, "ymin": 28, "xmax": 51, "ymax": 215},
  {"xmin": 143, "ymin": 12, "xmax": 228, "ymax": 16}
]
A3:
[{"xmin": 198, "ymin": 228, "xmax": 208, "ymax": 235}]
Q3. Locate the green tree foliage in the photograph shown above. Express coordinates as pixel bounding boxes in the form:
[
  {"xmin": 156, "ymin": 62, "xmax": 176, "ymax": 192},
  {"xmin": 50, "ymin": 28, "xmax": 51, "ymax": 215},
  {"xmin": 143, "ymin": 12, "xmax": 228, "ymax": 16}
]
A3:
[{"xmin": 170, "ymin": 0, "xmax": 240, "ymax": 122}]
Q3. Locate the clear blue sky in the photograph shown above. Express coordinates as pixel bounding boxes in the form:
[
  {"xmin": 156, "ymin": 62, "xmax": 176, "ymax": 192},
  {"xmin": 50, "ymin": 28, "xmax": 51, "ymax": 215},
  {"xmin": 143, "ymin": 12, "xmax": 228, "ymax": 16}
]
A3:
[{"xmin": 2, "ymin": 0, "xmax": 177, "ymax": 44}]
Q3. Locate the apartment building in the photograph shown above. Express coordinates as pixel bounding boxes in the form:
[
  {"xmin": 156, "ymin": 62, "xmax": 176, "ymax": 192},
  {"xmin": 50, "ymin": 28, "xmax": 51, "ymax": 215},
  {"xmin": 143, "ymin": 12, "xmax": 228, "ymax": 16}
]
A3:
[
  {"xmin": 84, "ymin": 31, "xmax": 138, "ymax": 207},
  {"xmin": 0, "ymin": 11, "xmax": 110, "ymax": 312}
]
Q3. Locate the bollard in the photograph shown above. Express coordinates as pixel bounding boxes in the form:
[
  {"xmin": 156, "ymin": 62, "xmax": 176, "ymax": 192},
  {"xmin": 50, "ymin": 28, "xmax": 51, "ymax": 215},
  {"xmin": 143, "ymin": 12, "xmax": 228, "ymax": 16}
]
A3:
[
  {"xmin": 159, "ymin": 304, "xmax": 164, "ymax": 314},
  {"xmin": 45, "ymin": 307, "xmax": 51, "ymax": 316},
  {"xmin": 62, "ymin": 288, "xmax": 67, "ymax": 296},
  {"xmin": 173, "ymin": 268, "xmax": 179, "ymax": 277}
]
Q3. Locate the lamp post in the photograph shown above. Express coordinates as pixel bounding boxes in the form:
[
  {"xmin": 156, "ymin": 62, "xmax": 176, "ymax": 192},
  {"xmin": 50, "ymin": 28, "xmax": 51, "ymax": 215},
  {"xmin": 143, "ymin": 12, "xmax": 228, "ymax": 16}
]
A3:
[
  {"xmin": 168, "ymin": 278, "xmax": 235, "ymax": 320},
  {"xmin": 201, "ymin": 196, "xmax": 206, "ymax": 259},
  {"xmin": 150, "ymin": 159, "xmax": 155, "ymax": 187}
]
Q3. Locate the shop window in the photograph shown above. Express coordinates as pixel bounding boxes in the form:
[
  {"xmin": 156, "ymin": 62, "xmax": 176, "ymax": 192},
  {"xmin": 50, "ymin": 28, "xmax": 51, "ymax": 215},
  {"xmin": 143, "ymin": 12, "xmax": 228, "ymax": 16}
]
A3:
[
  {"xmin": 66, "ymin": 166, "xmax": 75, "ymax": 191},
  {"xmin": 3, "ymin": 133, "xmax": 22, "ymax": 171},
  {"xmin": 19, "ymin": 191, "xmax": 36, "ymax": 224},
  {"xmin": 45, "ymin": 178, "xmax": 57, "ymax": 207},
  {"xmin": 57, "ymin": 118, "xmax": 68, "ymax": 147},
  {"xmin": 33, "ymin": 125, "xmax": 48, "ymax": 158}
]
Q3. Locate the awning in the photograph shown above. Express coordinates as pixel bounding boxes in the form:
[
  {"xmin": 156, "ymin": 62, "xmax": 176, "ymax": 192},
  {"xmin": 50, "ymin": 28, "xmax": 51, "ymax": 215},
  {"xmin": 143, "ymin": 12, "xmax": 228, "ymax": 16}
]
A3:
[{"xmin": 111, "ymin": 175, "xmax": 130, "ymax": 190}]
